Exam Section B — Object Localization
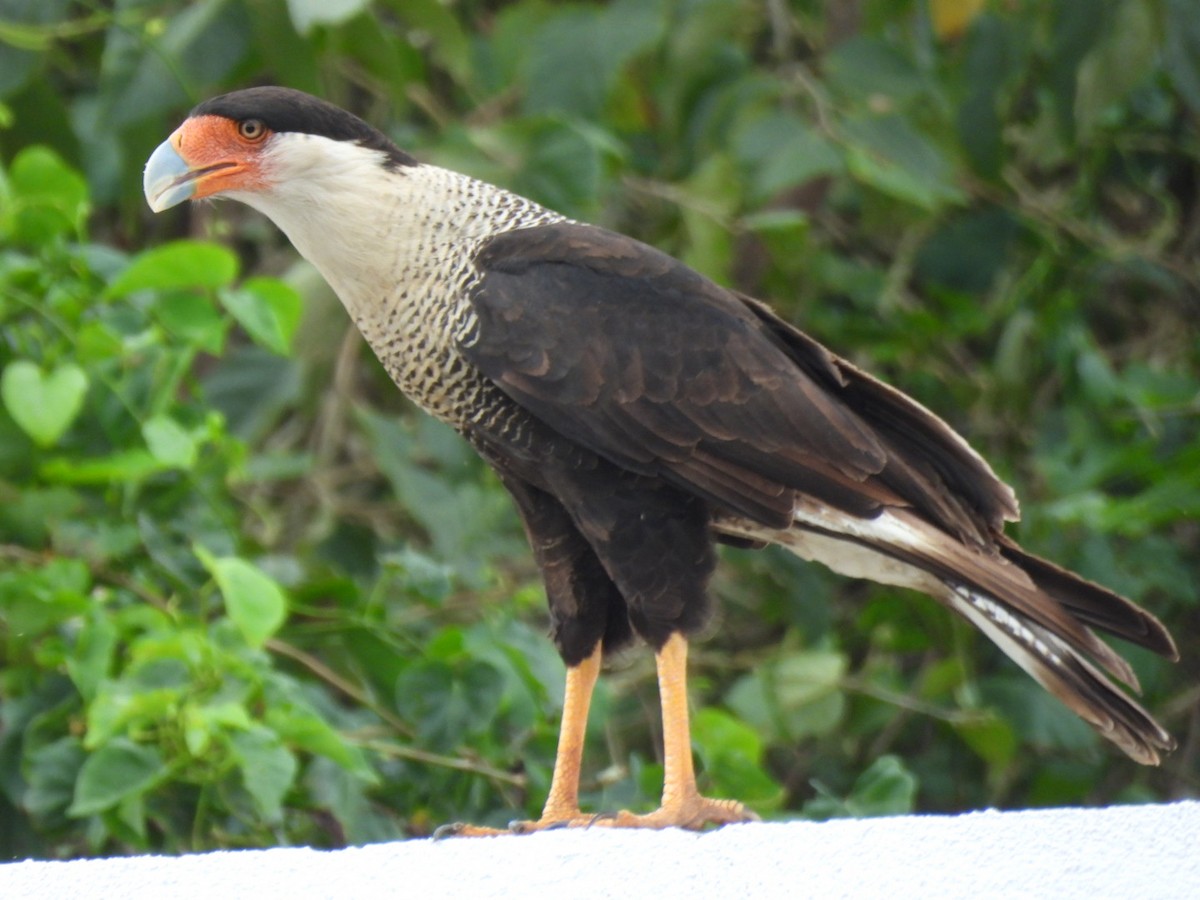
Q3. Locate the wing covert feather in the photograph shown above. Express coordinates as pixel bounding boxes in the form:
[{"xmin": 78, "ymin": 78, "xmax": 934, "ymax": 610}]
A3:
[{"xmin": 464, "ymin": 222, "xmax": 1013, "ymax": 539}]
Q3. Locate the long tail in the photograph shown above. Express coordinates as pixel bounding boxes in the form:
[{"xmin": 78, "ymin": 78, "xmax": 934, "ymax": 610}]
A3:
[
  {"xmin": 945, "ymin": 579, "xmax": 1174, "ymax": 763},
  {"xmin": 713, "ymin": 503, "xmax": 1177, "ymax": 764}
]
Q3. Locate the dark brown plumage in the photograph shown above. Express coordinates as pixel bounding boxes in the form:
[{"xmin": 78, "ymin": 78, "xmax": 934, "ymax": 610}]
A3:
[
  {"xmin": 463, "ymin": 221, "xmax": 1175, "ymax": 766},
  {"xmin": 146, "ymin": 88, "xmax": 1177, "ymax": 831}
]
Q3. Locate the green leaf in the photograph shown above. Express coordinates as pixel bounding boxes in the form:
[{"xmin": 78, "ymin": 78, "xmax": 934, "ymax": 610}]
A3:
[
  {"xmin": 394, "ymin": 658, "xmax": 505, "ymax": 751},
  {"xmin": 142, "ymin": 415, "xmax": 198, "ymax": 469},
  {"xmin": 1, "ymin": 360, "xmax": 88, "ymax": 447},
  {"xmin": 0, "ymin": 485, "xmax": 79, "ymax": 545},
  {"xmin": 1075, "ymin": 0, "xmax": 1157, "ymax": 140},
  {"xmin": 804, "ymin": 755, "xmax": 918, "ymax": 820},
  {"xmin": 1045, "ymin": 0, "xmax": 1110, "ymax": 143},
  {"xmin": 183, "ymin": 702, "xmax": 252, "ymax": 756},
  {"xmin": 846, "ymin": 755, "xmax": 918, "ymax": 816},
  {"xmin": 9, "ymin": 145, "xmax": 86, "ymax": 206},
  {"xmin": 737, "ymin": 115, "xmax": 841, "ymax": 202},
  {"xmin": 195, "ymin": 548, "xmax": 289, "ymax": 648},
  {"xmin": 955, "ymin": 711, "xmax": 1018, "ymax": 771},
  {"xmin": 304, "ymin": 757, "xmax": 402, "ymax": 845},
  {"xmin": 266, "ymin": 706, "xmax": 376, "ymax": 781},
  {"xmin": 694, "ymin": 706, "xmax": 761, "ymax": 761},
  {"xmin": 679, "ymin": 153, "xmax": 740, "ymax": 283},
  {"xmin": 285, "ymin": 0, "xmax": 370, "ymax": 34},
  {"xmin": 983, "ymin": 676, "xmax": 1097, "ymax": 752},
  {"xmin": 524, "ymin": 0, "xmax": 666, "ymax": 117},
  {"xmin": 23, "ymin": 737, "xmax": 86, "ymax": 823},
  {"xmin": 726, "ymin": 649, "xmax": 847, "ymax": 741},
  {"xmin": 219, "ymin": 277, "xmax": 303, "ymax": 355},
  {"xmin": 692, "ymin": 708, "xmax": 784, "ymax": 810},
  {"xmin": 773, "ymin": 651, "xmax": 847, "ymax": 709},
  {"xmin": 1165, "ymin": 0, "xmax": 1200, "ymax": 113},
  {"xmin": 957, "ymin": 13, "xmax": 1022, "ymax": 179},
  {"xmin": 105, "ymin": 241, "xmax": 239, "ymax": 298},
  {"xmin": 85, "ymin": 681, "xmax": 187, "ymax": 750},
  {"xmin": 153, "ymin": 292, "xmax": 230, "ymax": 355},
  {"xmin": 486, "ymin": 2, "xmax": 559, "ymax": 94},
  {"xmin": 824, "ymin": 35, "xmax": 925, "ymax": 108},
  {"xmin": 7, "ymin": 146, "xmax": 89, "ymax": 244},
  {"xmin": 69, "ymin": 738, "xmax": 167, "ymax": 817},
  {"xmin": 202, "ymin": 347, "xmax": 302, "ymax": 442},
  {"xmin": 67, "ymin": 607, "xmax": 118, "ymax": 704},
  {"xmin": 0, "ymin": 558, "xmax": 90, "ymax": 634},
  {"xmin": 92, "ymin": 0, "xmax": 249, "ymax": 132},
  {"xmin": 229, "ymin": 726, "xmax": 297, "ymax": 822},
  {"xmin": 358, "ymin": 409, "xmax": 522, "ymax": 585},
  {"xmin": 842, "ymin": 114, "xmax": 965, "ymax": 210},
  {"xmin": 506, "ymin": 118, "xmax": 624, "ymax": 220},
  {"xmin": 39, "ymin": 449, "xmax": 167, "ymax": 484},
  {"xmin": 390, "ymin": 0, "xmax": 473, "ymax": 87}
]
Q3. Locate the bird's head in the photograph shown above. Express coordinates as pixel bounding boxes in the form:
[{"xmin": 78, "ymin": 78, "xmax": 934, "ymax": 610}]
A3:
[{"xmin": 143, "ymin": 86, "xmax": 415, "ymax": 214}]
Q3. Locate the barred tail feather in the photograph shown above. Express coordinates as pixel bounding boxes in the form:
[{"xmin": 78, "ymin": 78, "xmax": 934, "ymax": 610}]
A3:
[
  {"xmin": 712, "ymin": 503, "xmax": 1176, "ymax": 764},
  {"xmin": 947, "ymin": 582, "xmax": 1176, "ymax": 764}
]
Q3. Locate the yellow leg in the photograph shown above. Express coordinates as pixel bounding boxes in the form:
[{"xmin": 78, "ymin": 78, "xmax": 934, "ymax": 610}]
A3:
[
  {"xmin": 436, "ymin": 642, "xmax": 603, "ymax": 837},
  {"xmin": 436, "ymin": 633, "xmax": 756, "ymax": 837},
  {"xmin": 510, "ymin": 641, "xmax": 602, "ymax": 830},
  {"xmin": 603, "ymin": 633, "xmax": 758, "ymax": 830}
]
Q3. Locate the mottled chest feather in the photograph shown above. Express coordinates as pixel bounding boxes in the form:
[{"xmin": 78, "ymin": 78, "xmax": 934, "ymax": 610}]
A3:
[{"xmin": 274, "ymin": 162, "xmax": 566, "ymax": 427}]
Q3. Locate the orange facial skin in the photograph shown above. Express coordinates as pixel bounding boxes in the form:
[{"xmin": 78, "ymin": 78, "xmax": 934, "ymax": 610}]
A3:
[
  {"xmin": 171, "ymin": 114, "xmax": 273, "ymax": 197},
  {"xmin": 145, "ymin": 114, "xmax": 276, "ymax": 212}
]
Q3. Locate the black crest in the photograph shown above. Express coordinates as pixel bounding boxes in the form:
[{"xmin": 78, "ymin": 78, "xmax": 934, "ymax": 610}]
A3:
[{"xmin": 192, "ymin": 86, "xmax": 416, "ymax": 170}]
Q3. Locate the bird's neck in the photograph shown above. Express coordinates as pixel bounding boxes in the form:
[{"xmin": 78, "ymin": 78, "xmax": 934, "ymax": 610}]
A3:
[
  {"xmin": 237, "ymin": 160, "xmax": 562, "ymax": 339},
  {"xmin": 231, "ymin": 154, "xmax": 565, "ymax": 425}
]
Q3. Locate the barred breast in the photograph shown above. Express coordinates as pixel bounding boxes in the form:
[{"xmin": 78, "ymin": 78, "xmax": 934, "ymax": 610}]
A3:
[{"xmin": 327, "ymin": 163, "xmax": 567, "ymax": 433}]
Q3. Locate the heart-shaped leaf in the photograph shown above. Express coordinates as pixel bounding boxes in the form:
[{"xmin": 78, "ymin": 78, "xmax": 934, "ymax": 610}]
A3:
[{"xmin": 1, "ymin": 361, "xmax": 89, "ymax": 447}]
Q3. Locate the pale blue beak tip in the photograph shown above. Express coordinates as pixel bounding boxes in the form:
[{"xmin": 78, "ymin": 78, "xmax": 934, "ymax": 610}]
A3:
[{"xmin": 143, "ymin": 140, "xmax": 195, "ymax": 212}]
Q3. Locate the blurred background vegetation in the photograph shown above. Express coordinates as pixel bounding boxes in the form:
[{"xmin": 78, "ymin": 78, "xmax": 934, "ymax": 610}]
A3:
[{"xmin": 0, "ymin": 0, "xmax": 1197, "ymax": 859}]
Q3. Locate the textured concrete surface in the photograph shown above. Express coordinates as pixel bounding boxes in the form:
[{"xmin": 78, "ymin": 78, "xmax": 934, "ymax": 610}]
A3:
[{"xmin": 2, "ymin": 801, "xmax": 1197, "ymax": 899}]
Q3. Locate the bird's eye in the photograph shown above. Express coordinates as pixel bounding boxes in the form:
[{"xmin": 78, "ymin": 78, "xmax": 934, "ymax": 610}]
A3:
[{"xmin": 238, "ymin": 119, "xmax": 266, "ymax": 142}]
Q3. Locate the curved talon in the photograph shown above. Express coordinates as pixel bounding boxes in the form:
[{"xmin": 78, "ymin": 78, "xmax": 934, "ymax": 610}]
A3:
[
  {"xmin": 433, "ymin": 821, "xmax": 511, "ymax": 838},
  {"xmin": 506, "ymin": 813, "xmax": 599, "ymax": 833},
  {"xmin": 586, "ymin": 812, "xmax": 617, "ymax": 827},
  {"xmin": 506, "ymin": 818, "xmax": 572, "ymax": 833}
]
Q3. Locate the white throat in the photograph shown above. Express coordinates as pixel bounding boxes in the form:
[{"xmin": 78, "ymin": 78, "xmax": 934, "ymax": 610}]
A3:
[{"xmin": 227, "ymin": 133, "xmax": 562, "ymax": 335}]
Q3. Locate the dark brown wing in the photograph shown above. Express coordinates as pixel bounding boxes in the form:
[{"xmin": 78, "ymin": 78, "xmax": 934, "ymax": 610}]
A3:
[
  {"xmin": 737, "ymin": 294, "xmax": 1019, "ymax": 536},
  {"xmin": 464, "ymin": 222, "xmax": 1011, "ymax": 542}
]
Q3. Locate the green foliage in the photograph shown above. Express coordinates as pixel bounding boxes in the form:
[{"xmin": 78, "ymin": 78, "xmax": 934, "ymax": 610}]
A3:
[
  {"xmin": 1, "ymin": 0, "xmax": 1197, "ymax": 859},
  {"xmin": 805, "ymin": 755, "xmax": 919, "ymax": 820},
  {"xmin": 2, "ymin": 359, "xmax": 88, "ymax": 447}
]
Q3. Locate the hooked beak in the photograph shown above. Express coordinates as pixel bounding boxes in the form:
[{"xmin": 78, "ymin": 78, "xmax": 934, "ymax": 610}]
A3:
[
  {"xmin": 143, "ymin": 135, "xmax": 204, "ymax": 212},
  {"xmin": 144, "ymin": 116, "xmax": 258, "ymax": 213}
]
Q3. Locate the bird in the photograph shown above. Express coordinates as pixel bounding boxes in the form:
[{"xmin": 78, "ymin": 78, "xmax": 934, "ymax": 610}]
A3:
[{"xmin": 144, "ymin": 86, "xmax": 1177, "ymax": 834}]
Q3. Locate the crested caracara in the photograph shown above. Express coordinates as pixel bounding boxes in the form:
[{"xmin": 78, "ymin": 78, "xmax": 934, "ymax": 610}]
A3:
[{"xmin": 145, "ymin": 87, "xmax": 1177, "ymax": 834}]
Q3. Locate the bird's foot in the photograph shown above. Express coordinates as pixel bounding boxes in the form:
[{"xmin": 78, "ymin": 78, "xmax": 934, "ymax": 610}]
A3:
[
  {"xmin": 508, "ymin": 811, "xmax": 613, "ymax": 834},
  {"xmin": 431, "ymin": 822, "xmax": 509, "ymax": 838},
  {"xmin": 433, "ymin": 806, "xmax": 602, "ymax": 838},
  {"xmin": 595, "ymin": 792, "xmax": 760, "ymax": 831},
  {"xmin": 433, "ymin": 793, "xmax": 758, "ymax": 838}
]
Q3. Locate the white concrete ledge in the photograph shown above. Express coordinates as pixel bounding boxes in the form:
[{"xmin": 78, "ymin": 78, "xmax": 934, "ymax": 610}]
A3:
[{"xmin": 3, "ymin": 801, "xmax": 1198, "ymax": 899}]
